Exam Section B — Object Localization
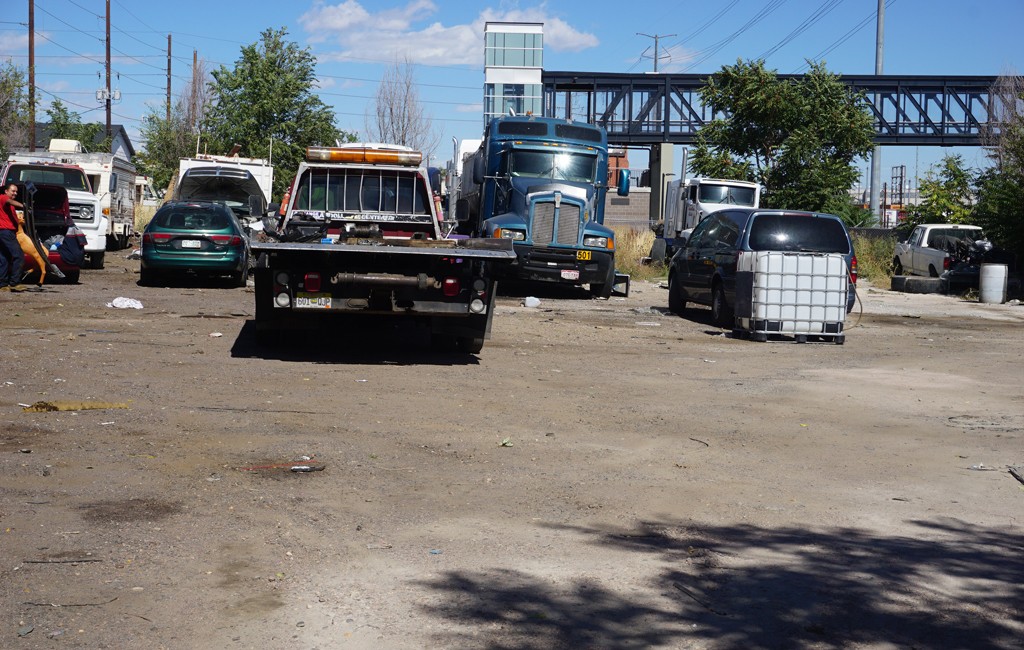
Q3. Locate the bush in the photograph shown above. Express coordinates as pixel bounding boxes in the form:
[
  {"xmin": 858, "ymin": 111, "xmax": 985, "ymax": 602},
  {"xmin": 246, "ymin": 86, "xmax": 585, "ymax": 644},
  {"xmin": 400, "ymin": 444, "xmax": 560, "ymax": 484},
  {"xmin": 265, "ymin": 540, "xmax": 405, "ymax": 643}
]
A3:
[
  {"xmin": 851, "ymin": 232, "xmax": 896, "ymax": 283},
  {"xmin": 611, "ymin": 226, "xmax": 665, "ymax": 281}
]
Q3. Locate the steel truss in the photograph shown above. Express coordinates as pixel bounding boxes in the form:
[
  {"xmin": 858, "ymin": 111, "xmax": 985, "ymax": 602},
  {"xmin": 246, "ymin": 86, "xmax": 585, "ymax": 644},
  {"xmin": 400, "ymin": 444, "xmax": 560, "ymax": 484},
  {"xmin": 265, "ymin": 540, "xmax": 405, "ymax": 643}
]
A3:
[{"xmin": 542, "ymin": 71, "xmax": 1009, "ymax": 146}]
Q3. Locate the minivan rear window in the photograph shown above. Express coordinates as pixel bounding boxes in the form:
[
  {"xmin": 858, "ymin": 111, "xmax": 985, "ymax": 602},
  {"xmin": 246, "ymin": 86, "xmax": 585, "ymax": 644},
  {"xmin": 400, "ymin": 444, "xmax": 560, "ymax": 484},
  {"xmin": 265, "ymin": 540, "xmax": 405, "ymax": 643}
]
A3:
[{"xmin": 748, "ymin": 214, "xmax": 851, "ymax": 253}]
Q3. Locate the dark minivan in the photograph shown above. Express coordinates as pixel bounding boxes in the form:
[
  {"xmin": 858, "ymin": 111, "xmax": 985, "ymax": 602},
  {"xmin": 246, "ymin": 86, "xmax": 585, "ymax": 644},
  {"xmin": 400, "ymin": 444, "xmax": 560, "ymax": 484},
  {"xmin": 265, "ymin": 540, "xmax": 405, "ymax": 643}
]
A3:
[{"xmin": 667, "ymin": 208, "xmax": 857, "ymax": 326}]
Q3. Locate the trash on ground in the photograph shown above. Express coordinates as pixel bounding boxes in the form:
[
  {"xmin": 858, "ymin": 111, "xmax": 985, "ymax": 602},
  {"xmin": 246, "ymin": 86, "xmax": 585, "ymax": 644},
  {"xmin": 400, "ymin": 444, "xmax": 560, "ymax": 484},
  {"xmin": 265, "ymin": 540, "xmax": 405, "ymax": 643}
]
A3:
[
  {"xmin": 23, "ymin": 400, "xmax": 130, "ymax": 412},
  {"xmin": 367, "ymin": 542, "xmax": 392, "ymax": 550},
  {"xmin": 968, "ymin": 463, "xmax": 997, "ymax": 471},
  {"xmin": 499, "ymin": 437, "xmax": 514, "ymax": 447},
  {"xmin": 209, "ymin": 332, "xmax": 223, "ymax": 337},
  {"xmin": 126, "ymin": 249, "xmax": 141, "ymax": 260},
  {"xmin": 237, "ymin": 455, "xmax": 325, "ymax": 472},
  {"xmin": 522, "ymin": 296, "xmax": 541, "ymax": 308},
  {"xmin": 106, "ymin": 297, "xmax": 143, "ymax": 309}
]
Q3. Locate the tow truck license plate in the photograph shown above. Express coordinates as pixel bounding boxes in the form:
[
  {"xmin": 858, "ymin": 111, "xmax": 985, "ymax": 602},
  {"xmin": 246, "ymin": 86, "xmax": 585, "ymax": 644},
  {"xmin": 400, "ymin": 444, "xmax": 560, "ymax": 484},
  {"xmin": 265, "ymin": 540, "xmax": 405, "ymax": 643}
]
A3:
[
  {"xmin": 180, "ymin": 239, "xmax": 201, "ymax": 249},
  {"xmin": 561, "ymin": 269, "xmax": 580, "ymax": 280},
  {"xmin": 295, "ymin": 292, "xmax": 331, "ymax": 309}
]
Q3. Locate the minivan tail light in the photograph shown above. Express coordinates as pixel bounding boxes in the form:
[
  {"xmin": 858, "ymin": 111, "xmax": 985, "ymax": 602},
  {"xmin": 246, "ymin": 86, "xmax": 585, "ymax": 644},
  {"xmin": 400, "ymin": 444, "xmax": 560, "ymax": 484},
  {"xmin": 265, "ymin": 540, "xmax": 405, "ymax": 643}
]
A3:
[{"xmin": 849, "ymin": 254, "xmax": 858, "ymax": 284}]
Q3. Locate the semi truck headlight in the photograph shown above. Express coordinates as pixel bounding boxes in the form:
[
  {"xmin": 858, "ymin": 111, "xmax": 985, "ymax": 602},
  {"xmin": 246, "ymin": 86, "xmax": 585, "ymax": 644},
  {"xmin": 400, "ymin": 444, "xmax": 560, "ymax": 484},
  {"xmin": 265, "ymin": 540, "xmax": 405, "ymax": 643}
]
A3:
[
  {"xmin": 495, "ymin": 228, "xmax": 525, "ymax": 241},
  {"xmin": 583, "ymin": 235, "xmax": 609, "ymax": 248}
]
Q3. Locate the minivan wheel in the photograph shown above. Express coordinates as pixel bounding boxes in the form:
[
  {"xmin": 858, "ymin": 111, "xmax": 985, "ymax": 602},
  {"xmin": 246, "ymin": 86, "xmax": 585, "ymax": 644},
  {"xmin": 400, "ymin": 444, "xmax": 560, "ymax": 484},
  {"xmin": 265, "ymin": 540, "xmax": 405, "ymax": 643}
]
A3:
[
  {"xmin": 667, "ymin": 272, "xmax": 685, "ymax": 315},
  {"xmin": 711, "ymin": 284, "xmax": 733, "ymax": 328}
]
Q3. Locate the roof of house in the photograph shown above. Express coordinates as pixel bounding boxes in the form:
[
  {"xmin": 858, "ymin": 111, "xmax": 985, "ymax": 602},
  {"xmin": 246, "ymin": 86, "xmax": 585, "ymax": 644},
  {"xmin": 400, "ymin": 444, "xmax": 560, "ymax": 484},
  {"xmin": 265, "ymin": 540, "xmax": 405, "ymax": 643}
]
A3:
[{"xmin": 32, "ymin": 123, "xmax": 136, "ymax": 158}]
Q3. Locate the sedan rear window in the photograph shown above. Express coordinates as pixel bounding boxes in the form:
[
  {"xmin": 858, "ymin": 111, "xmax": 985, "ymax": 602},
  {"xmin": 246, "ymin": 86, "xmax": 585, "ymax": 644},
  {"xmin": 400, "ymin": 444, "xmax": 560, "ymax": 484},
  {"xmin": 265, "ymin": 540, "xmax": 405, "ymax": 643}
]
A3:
[
  {"xmin": 748, "ymin": 214, "xmax": 851, "ymax": 253},
  {"xmin": 153, "ymin": 209, "xmax": 231, "ymax": 231}
]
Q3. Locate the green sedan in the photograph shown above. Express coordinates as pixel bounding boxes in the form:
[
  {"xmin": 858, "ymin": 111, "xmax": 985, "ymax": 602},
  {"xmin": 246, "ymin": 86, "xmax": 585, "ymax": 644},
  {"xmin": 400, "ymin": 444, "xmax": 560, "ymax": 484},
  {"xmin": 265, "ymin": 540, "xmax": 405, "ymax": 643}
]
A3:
[{"xmin": 140, "ymin": 201, "xmax": 250, "ymax": 287}]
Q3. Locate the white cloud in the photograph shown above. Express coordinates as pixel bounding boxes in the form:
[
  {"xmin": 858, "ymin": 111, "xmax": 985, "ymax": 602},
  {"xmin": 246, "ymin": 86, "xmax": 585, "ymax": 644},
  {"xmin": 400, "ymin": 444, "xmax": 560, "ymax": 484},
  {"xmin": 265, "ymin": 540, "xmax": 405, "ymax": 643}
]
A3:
[
  {"xmin": 299, "ymin": 2, "xmax": 597, "ymax": 66},
  {"xmin": 456, "ymin": 102, "xmax": 483, "ymax": 113}
]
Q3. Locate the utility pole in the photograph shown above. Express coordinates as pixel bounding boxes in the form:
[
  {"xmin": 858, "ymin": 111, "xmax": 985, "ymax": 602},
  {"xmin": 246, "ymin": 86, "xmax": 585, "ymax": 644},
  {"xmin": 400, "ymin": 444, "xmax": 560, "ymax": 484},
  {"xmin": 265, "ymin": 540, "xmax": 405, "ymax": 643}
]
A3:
[
  {"xmin": 166, "ymin": 34, "xmax": 172, "ymax": 122},
  {"xmin": 28, "ymin": 0, "xmax": 35, "ymax": 151},
  {"xmin": 869, "ymin": 0, "xmax": 884, "ymax": 224},
  {"xmin": 105, "ymin": 0, "xmax": 111, "ymax": 139},
  {"xmin": 636, "ymin": 32, "xmax": 675, "ymax": 72}
]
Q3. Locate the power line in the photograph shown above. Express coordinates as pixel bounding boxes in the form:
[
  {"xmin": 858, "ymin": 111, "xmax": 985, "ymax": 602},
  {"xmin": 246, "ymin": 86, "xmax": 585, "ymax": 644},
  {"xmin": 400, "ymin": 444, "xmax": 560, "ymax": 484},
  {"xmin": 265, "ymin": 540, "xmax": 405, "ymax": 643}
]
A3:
[
  {"xmin": 681, "ymin": 0, "xmax": 788, "ymax": 72},
  {"xmin": 756, "ymin": 0, "xmax": 846, "ymax": 62},
  {"xmin": 794, "ymin": 0, "xmax": 897, "ymax": 72}
]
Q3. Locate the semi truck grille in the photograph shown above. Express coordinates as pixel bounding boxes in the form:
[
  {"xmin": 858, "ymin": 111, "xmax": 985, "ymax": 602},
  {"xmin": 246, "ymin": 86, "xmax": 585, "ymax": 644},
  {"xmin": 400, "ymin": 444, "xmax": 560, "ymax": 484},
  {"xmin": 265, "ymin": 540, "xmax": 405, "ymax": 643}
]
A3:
[{"xmin": 531, "ymin": 202, "xmax": 582, "ymax": 246}]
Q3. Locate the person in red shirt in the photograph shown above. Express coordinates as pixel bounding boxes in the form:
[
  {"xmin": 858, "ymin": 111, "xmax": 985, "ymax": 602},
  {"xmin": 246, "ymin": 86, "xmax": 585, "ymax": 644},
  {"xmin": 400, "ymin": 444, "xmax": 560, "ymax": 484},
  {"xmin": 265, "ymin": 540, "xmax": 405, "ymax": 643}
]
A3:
[{"xmin": 0, "ymin": 183, "xmax": 25, "ymax": 290}]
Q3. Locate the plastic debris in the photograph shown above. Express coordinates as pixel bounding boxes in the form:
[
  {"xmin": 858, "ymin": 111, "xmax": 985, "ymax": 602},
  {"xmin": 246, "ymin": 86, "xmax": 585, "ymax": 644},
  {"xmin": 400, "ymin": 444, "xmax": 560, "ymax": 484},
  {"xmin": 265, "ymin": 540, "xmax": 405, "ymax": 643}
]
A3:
[
  {"xmin": 499, "ymin": 437, "xmax": 514, "ymax": 447},
  {"xmin": 209, "ymin": 332, "xmax": 223, "ymax": 338},
  {"xmin": 126, "ymin": 249, "xmax": 141, "ymax": 260},
  {"xmin": 522, "ymin": 296, "xmax": 541, "ymax": 308},
  {"xmin": 106, "ymin": 296, "xmax": 143, "ymax": 309},
  {"xmin": 429, "ymin": 549, "xmax": 443, "ymax": 555}
]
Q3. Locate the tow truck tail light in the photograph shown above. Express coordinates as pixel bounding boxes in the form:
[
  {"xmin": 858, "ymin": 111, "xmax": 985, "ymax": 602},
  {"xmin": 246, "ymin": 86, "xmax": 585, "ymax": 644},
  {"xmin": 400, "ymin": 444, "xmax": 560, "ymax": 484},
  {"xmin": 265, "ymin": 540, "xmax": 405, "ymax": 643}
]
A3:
[
  {"xmin": 305, "ymin": 272, "xmax": 321, "ymax": 292},
  {"xmin": 849, "ymin": 254, "xmax": 858, "ymax": 284},
  {"xmin": 442, "ymin": 277, "xmax": 460, "ymax": 297}
]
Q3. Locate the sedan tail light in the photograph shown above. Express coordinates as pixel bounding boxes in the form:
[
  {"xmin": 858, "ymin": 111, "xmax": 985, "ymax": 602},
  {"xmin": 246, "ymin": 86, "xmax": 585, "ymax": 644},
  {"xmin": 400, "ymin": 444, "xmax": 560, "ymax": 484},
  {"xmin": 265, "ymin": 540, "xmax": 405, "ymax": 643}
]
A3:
[
  {"xmin": 209, "ymin": 235, "xmax": 243, "ymax": 246},
  {"xmin": 142, "ymin": 232, "xmax": 172, "ymax": 244}
]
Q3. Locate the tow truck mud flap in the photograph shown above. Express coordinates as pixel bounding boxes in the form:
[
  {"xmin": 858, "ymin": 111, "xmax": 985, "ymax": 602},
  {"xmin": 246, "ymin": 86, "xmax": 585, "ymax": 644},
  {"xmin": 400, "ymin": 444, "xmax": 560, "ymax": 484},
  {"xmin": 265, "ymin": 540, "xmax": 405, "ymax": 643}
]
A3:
[{"xmin": 612, "ymin": 272, "xmax": 630, "ymax": 297}]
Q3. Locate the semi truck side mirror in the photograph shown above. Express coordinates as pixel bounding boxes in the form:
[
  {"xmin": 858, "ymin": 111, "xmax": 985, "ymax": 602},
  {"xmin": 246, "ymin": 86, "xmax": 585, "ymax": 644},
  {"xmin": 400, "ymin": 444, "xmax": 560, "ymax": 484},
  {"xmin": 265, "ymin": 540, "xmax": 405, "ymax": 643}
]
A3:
[
  {"xmin": 108, "ymin": 173, "xmax": 118, "ymax": 192},
  {"xmin": 472, "ymin": 158, "xmax": 484, "ymax": 185},
  {"xmin": 617, "ymin": 169, "xmax": 630, "ymax": 197}
]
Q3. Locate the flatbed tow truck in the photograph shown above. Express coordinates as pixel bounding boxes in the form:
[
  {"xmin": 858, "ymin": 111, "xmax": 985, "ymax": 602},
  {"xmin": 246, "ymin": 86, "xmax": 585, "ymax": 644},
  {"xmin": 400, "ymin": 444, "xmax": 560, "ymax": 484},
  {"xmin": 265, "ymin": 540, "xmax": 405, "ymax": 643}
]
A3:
[{"xmin": 251, "ymin": 144, "xmax": 515, "ymax": 353}]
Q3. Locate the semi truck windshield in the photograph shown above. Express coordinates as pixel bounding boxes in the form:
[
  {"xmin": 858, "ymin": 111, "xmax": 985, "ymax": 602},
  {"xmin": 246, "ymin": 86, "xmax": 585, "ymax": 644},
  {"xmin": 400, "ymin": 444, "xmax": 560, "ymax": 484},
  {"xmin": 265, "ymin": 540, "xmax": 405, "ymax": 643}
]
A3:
[{"xmin": 509, "ymin": 151, "xmax": 597, "ymax": 183}]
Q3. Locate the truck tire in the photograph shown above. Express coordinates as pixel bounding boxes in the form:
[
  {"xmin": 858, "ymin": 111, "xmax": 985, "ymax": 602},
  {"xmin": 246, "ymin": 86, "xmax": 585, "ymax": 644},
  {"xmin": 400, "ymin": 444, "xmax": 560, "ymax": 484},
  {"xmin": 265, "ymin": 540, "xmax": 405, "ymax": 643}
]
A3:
[
  {"xmin": 88, "ymin": 252, "xmax": 105, "ymax": 269},
  {"xmin": 928, "ymin": 264, "xmax": 939, "ymax": 277},
  {"xmin": 590, "ymin": 265, "xmax": 615, "ymax": 299},
  {"xmin": 457, "ymin": 336, "xmax": 485, "ymax": 354},
  {"xmin": 892, "ymin": 257, "xmax": 903, "ymax": 275}
]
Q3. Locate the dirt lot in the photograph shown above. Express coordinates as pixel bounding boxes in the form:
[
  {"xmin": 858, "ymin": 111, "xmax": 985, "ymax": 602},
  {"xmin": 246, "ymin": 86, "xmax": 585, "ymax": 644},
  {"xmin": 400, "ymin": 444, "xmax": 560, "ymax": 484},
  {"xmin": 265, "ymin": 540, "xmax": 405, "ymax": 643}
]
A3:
[{"xmin": 1, "ymin": 254, "xmax": 1022, "ymax": 649}]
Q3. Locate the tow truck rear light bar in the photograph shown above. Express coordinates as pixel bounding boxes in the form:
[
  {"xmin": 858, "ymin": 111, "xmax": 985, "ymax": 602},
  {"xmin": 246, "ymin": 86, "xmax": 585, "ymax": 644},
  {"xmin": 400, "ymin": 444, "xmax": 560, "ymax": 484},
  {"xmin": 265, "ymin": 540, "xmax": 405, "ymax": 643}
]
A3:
[{"xmin": 305, "ymin": 146, "xmax": 422, "ymax": 166}]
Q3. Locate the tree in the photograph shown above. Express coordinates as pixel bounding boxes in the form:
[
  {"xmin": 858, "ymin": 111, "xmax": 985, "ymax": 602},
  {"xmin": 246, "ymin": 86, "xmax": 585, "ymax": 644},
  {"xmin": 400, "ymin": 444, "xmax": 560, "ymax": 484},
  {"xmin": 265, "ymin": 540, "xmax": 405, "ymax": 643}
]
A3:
[
  {"xmin": 204, "ymin": 27, "xmax": 348, "ymax": 199},
  {"xmin": 366, "ymin": 58, "xmax": 440, "ymax": 156},
  {"xmin": 137, "ymin": 59, "xmax": 212, "ymax": 193},
  {"xmin": 910, "ymin": 154, "xmax": 975, "ymax": 226},
  {"xmin": 0, "ymin": 61, "xmax": 30, "ymax": 152},
  {"xmin": 690, "ymin": 60, "xmax": 875, "ymax": 223},
  {"xmin": 44, "ymin": 99, "xmax": 111, "ymax": 153},
  {"xmin": 975, "ymin": 72, "xmax": 1024, "ymax": 260}
]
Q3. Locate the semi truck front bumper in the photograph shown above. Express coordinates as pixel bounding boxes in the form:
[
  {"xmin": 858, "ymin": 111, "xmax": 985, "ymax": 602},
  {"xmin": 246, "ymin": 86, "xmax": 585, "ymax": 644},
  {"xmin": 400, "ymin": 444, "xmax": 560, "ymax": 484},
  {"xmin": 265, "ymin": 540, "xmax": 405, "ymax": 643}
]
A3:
[{"xmin": 507, "ymin": 245, "xmax": 614, "ymax": 286}]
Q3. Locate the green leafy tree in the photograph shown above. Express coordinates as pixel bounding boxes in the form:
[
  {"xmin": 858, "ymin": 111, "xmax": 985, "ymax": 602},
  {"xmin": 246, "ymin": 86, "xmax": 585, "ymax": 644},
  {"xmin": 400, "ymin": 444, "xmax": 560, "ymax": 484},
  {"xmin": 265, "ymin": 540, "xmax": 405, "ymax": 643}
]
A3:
[
  {"xmin": 909, "ymin": 154, "xmax": 975, "ymax": 226},
  {"xmin": 137, "ymin": 59, "xmax": 211, "ymax": 194},
  {"xmin": 204, "ymin": 27, "xmax": 351, "ymax": 199},
  {"xmin": 974, "ymin": 72, "xmax": 1024, "ymax": 261},
  {"xmin": 0, "ymin": 61, "xmax": 30, "ymax": 152},
  {"xmin": 690, "ymin": 60, "xmax": 875, "ymax": 223},
  {"xmin": 44, "ymin": 99, "xmax": 112, "ymax": 153}
]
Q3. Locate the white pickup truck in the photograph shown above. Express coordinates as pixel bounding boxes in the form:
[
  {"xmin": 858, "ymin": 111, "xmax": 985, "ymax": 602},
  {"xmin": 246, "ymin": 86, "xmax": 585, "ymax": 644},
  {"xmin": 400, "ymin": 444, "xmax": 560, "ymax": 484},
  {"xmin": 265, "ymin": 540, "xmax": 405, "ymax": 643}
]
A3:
[{"xmin": 892, "ymin": 224, "xmax": 987, "ymax": 277}]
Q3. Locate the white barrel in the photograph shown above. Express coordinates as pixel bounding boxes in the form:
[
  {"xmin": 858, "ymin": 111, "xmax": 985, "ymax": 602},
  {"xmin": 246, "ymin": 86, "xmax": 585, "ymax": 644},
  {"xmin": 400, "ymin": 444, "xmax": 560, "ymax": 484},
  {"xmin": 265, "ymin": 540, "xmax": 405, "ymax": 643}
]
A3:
[{"xmin": 979, "ymin": 263, "xmax": 1008, "ymax": 304}]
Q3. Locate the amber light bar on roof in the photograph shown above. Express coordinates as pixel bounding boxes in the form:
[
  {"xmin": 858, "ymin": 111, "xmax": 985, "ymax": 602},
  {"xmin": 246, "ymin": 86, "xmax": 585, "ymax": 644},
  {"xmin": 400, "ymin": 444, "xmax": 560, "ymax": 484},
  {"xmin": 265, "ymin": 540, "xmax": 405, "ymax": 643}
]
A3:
[{"xmin": 305, "ymin": 146, "xmax": 423, "ymax": 166}]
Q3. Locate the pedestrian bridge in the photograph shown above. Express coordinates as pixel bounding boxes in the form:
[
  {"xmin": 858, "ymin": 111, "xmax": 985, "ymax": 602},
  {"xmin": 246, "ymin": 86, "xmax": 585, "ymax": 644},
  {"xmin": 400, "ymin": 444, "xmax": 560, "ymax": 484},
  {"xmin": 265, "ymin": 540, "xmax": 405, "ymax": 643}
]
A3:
[{"xmin": 542, "ymin": 72, "xmax": 1010, "ymax": 146}]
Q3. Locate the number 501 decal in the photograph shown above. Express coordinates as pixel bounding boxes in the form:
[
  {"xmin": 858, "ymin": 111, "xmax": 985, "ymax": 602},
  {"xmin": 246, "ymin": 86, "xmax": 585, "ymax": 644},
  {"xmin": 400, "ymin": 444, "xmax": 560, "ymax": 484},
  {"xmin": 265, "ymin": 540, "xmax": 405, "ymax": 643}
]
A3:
[{"xmin": 576, "ymin": 250, "xmax": 592, "ymax": 261}]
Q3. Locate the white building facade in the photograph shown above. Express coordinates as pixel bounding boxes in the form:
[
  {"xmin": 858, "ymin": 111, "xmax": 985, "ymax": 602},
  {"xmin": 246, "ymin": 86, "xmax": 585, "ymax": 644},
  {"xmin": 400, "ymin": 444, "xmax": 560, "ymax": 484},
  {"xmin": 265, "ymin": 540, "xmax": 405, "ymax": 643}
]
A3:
[{"xmin": 483, "ymin": 22, "xmax": 544, "ymax": 126}]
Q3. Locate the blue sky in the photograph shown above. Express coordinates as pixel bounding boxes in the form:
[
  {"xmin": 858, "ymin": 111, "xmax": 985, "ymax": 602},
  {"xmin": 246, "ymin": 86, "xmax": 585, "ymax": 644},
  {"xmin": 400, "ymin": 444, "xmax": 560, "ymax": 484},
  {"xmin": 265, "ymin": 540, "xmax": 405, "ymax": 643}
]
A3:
[{"xmin": 2, "ymin": 0, "xmax": 1021, "ymax": 191}]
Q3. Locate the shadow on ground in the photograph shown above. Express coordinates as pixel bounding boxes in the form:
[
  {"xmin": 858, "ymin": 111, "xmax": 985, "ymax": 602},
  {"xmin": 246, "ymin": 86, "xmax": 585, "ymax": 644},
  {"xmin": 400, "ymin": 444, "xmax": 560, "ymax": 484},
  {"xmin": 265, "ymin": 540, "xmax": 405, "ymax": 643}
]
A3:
[{"xmin": 417, "ymin": 518, "xmax": 1023, "ymax": 649}]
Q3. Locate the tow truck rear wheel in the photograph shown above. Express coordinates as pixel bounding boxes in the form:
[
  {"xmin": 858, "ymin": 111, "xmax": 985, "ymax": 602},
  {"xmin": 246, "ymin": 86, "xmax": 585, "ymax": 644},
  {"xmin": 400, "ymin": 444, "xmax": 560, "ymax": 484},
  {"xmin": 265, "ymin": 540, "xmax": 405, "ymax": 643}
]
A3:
[{"xmin": 457, "ymin": 336, "xmax": 485, "ymax": 354}]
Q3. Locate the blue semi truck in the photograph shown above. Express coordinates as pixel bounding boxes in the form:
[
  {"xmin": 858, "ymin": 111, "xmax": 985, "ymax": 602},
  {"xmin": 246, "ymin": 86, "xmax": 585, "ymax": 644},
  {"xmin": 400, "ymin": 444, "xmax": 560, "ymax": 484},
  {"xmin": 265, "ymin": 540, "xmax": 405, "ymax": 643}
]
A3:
[{"xmin": 454, "ymin": 115, "xmax": 629, "ymax": 298}]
